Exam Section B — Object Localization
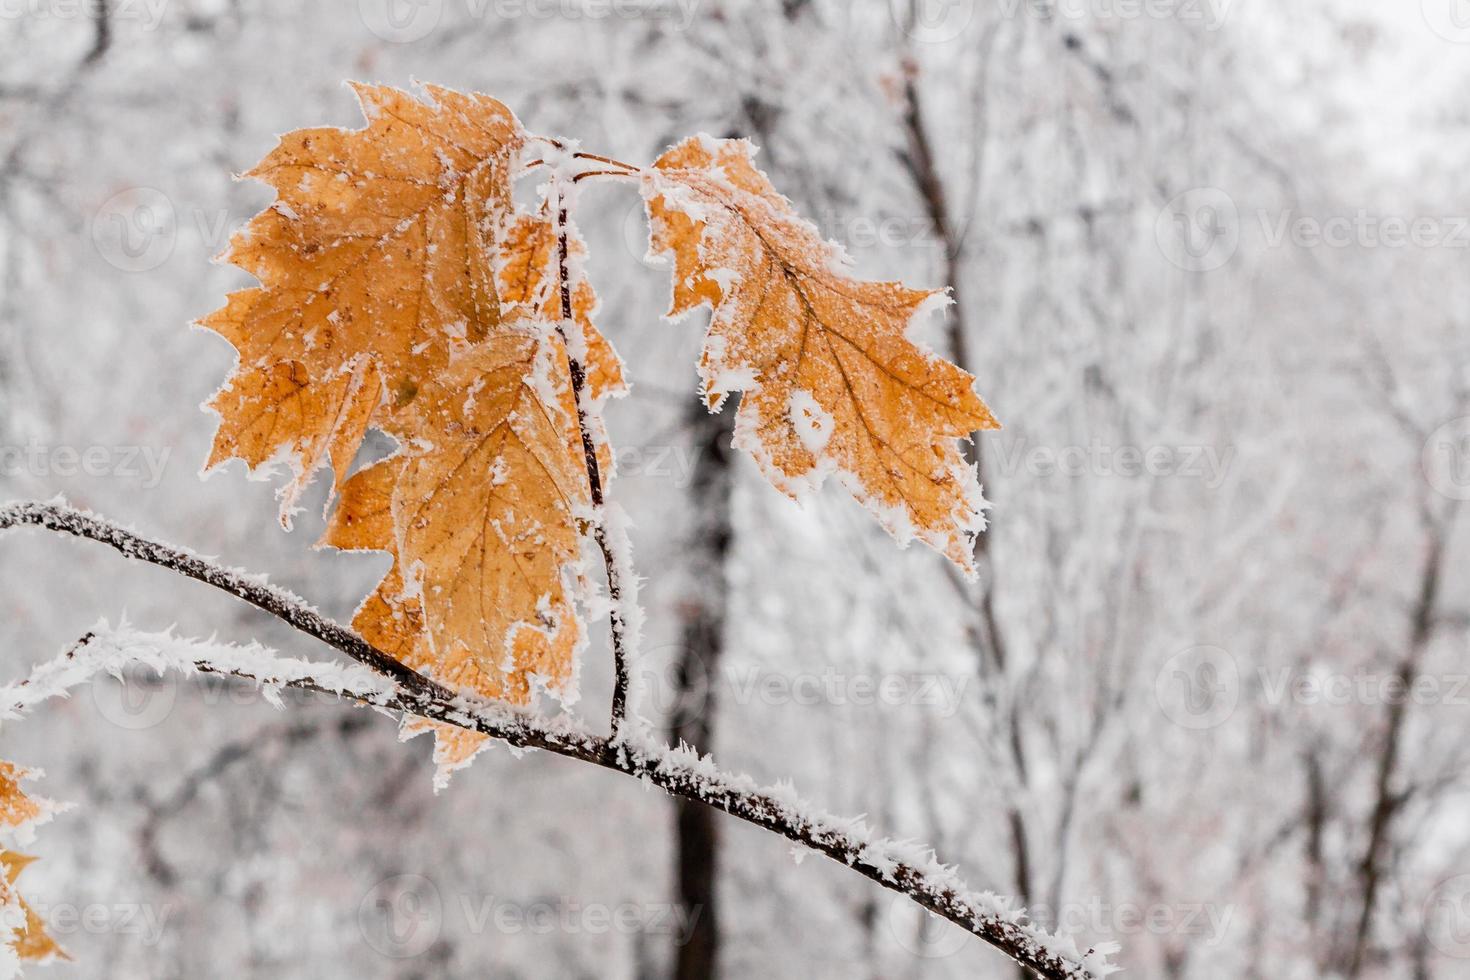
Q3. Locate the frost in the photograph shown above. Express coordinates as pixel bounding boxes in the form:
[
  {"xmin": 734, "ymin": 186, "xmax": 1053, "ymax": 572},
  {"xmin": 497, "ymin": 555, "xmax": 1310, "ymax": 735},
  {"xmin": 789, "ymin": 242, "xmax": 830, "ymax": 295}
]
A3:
[
  {"xmin": 602, "ymin": 502, "xmax": 650, "ymax": 745},
  {"xmin": 615, "ymin": 734, "xmax": 1114, "ymax": 979},
  {"xmin": 788, "ymin": 390, "xmax": 834, "ymax": 455},
  {"xmin": 0, "ymin": 621, "xmax": 399, "ymax": 721},
  {"xmin": 705, "ymin": 267, "xmax": 740, "ymax": 293}
]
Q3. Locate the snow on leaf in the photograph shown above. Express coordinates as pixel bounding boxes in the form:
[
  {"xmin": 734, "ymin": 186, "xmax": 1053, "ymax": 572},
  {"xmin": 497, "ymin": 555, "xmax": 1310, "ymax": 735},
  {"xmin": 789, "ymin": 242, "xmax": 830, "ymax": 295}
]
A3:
[
  {"xmin": 496, "ymin": 209, "xmax": 628, "ymax": 408},
  {"xmin": 322, "ymin": 326, "xmax": 600, "ymax": 783},
  {"xmin": 643, "ymin": 137, "xmax": 999, "ymax": 571},
  {"xmin": 0, "ymin": 852, "xmax": 66, "ymax": 968},
  {"xmin": 0, "ymin": 764, "xmax": 50, "ymax": 846},
  {"xmin": 201, "ymin": 84, "xmax": 624, "ymax": 782},
  {"xmin": 0, "ymin": 767, "xmax": 65, "ymax": 972},
  {"xmin": 200, "ymin": 81, "xmax": 526, "ymax": 522}
]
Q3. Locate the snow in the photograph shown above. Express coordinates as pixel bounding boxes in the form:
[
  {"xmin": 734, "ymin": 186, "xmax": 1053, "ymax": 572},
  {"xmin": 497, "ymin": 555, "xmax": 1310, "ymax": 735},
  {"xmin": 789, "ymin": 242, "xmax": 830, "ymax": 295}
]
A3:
[
  {"xmin": 788, "ymin": 390, "xmax": 835, "ymax": 455},
  {"xmin": 0, "ymin": 501, "xmax": 1110, "ymax": 976},
  {"xmin": 0, "ymin": 621, "xmax": 398, "ymax": 720},
  {"xmin": 601, "ymin": 502, "xmax": 649, "ymax": 745},
  {"xmin": 621, "ymin": 734, "xmax": 1117, "ymax": 978},
  {"xmin": 10, "ymin": 10, "xmax": 1452, "ymax": 975}
]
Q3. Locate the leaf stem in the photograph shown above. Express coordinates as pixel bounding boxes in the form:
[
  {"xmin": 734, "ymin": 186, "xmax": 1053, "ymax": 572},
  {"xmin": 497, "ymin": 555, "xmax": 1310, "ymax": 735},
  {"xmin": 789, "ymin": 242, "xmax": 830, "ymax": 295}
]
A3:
[
  {"xmin": 572, "ymin": 150, "xmax": 640, "ymax": 173},
  {"xmin": 572, "ymin": 169, "xmax": 638, "ymax": 183},
  {"xmin": 548, "ymin": 169, "xmax": 637, "ymax": 742}
]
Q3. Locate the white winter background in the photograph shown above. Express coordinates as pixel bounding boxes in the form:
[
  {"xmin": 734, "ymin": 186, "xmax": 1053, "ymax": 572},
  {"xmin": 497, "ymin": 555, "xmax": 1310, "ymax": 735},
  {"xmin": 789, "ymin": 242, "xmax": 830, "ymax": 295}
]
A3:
[{"xmin": 2, "ymin": 0, "xmax": 1470, "ymax": 977}]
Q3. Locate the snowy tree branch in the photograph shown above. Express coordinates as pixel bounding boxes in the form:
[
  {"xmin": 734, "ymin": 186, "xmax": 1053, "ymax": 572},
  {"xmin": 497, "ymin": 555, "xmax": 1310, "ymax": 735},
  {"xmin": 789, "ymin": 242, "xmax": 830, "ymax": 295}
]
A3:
[
  {"xmin": 0, "ymin": 500, "xmax": 1114, "ymax": 980},
  {"xmin": 0, "ymin": 623, "xmax": 398, "ymax": 719}
]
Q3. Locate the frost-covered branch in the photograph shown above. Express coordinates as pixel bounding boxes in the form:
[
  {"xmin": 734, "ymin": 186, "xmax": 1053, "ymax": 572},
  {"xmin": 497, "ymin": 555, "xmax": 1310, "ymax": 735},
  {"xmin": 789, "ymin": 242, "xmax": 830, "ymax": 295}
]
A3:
[
  {"xmin": 544, "ymin": 148, "xmax": 644, "ymax": 743},
  {"xmin": 0, "ymin": 623, "xmax": 397, "ymax": 719},
  {"xmin": 0, "ymin": 500, "xmax": 1114, "ymax": 979},
  {"xmin": 0, "ymin": 500, "xmax": 440, "ymax": 701}
]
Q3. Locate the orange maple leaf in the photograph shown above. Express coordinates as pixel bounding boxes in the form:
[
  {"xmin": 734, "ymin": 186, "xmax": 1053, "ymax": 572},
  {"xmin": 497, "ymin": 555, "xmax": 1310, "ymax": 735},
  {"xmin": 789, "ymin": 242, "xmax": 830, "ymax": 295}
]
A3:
[{"xmin": 643, "ymin": 137, "xmax": 998, "ymax": 570}]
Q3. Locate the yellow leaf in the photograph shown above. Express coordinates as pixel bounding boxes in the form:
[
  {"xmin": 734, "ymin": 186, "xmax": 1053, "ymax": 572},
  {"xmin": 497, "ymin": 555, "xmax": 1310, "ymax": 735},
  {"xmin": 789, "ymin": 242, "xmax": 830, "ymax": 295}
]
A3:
[{"xmin": 643, "ymin": 137, "xmax": 999, "ymax": 570}]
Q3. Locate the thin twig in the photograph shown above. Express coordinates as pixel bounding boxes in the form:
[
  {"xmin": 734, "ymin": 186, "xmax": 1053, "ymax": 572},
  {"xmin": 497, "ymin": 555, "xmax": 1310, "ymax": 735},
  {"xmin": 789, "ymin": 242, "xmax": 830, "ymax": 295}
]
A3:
[
  {"xmin": 0, "ymin": 500, "xmax": 1109, "ymax": 980},
  {"xmin": 0, "ymin": 502, "xmax": 442, "ymax": 701},
  {"xmin": 573, "ymin": 150, "xmax": 640, "ymax": 172},
  {"xmin": 572, "ymin": 169, "xmax": 638, "ymax": 183},
  {"xmin": 548, "ymin": 170, "xmax": 636, "ymax": 742}
]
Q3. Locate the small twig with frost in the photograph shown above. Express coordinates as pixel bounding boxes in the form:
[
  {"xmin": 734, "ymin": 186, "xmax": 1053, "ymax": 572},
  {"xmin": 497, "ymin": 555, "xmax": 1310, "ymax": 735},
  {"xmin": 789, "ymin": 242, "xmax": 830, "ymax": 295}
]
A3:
[
  {"xmin": 544, "ymin": 144, "xmax": 643, "ymax": 742},
  {"xmin": 0, "ymin": 623, "xmax": 397, "ymax": 718}
]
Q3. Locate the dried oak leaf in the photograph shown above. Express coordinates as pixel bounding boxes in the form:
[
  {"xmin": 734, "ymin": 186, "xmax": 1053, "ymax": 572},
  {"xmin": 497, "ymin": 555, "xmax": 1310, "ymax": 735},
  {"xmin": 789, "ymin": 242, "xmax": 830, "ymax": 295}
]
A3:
[
  {"xmin": 201, "ymin": 81, "xmax": 525, "ymax": 525},
  {"xmin": 0, "ymin": 852, "xmax": 66, "ymax": 967},
  {"xmin": 324, "ymin": 322, "xmax": 605, "ymax": 781},
  {"xmin": 0, "ymin": 765, "xmax": 65, "ymax": 969},
  {"xmin": 201, "ymin": 85, "xmax": 625, "ymax": 771},
  {"xmin": 496, "ymin": 210, "xmax": 628, "ymax": 411},
  {"xmin": 333, "ymin": 326, "xmax": 595, "ymax": 696},
  {"xmin": 0, "ymin": 763, "xmax": 51, "ymax": 843},
  {"xmin": 643, "ymin": 137, "xmax": 998, "ymax": 570},
  {"xmin": 319, "ymin": 207, "xmax": 625, "ymax": 780}
]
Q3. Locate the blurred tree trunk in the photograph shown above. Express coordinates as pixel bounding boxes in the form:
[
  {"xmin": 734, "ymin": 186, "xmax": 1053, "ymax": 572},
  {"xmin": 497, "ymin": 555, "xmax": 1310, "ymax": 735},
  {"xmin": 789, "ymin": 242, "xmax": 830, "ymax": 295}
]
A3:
[{"xmin": 668, "ymin": 401, "xmax": 734, "ymax": 980}]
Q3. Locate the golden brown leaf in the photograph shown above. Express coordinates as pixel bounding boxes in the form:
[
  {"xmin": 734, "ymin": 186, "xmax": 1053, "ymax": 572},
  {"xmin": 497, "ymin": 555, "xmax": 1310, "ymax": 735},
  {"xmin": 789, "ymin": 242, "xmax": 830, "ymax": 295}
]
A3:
[
  {"xmin": 322, "ymin": 324, "xmax": 598, "ymax": 776},
  {"xmin": 0, "ymin": 851, "xmax": 67, "ymax": 965},
  {"xmin": 204, "ymin": 85, "xmax": 622, "ymax": 763},
  {"xmin": 206, "ymin": 358, "xmax": 381, "ymax": 526},
  {"xmin": 496, "ymin": 210, "xmax": 627, "ymax": 406},
  {"xmin": 321, "ymin": 448, "xmax": 492, "ymax": 777},
  {"xmin": 391, "ymin": 331, "xmax": 590, "ymax": 692},
  {"xmin": 0, "ymin": 766, "xmax": 66, "ymax": 967},
  {"xmin": 201, "ymin": 82, "xmax": 526, "ymax": 521},
  {"xmin": 0, "ymin": 764, "xmax": 44, "ymax": 839},
  {"xmin": 643, "ymin": 137, "xmax": 999, "ymax": 570}
]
